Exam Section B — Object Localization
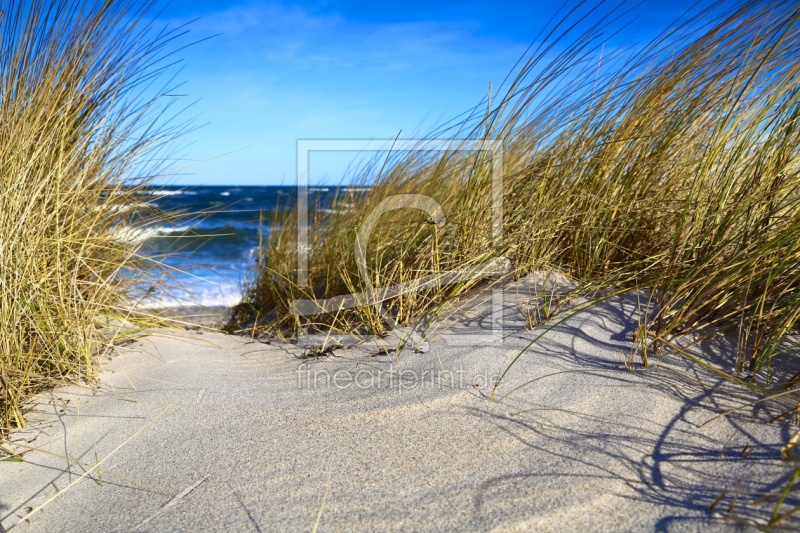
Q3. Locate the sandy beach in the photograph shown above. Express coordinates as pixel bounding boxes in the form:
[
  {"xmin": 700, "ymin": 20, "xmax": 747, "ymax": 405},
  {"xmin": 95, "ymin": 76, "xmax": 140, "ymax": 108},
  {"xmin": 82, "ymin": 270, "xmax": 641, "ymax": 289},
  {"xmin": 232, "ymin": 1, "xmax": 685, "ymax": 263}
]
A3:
[{"xmin": 2, "ymin": 276, "xmax": 798, "ymax": 532}]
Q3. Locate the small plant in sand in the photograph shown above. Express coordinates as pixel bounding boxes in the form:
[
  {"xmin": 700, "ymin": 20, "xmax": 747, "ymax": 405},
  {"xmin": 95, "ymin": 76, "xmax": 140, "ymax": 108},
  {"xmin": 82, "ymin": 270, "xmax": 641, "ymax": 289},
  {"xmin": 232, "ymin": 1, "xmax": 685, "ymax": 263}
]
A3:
[
  {"xmin": 516, "ymin": 272, "xmax": 575, "ymax": 330},
  {"xmin": 518, "ymin": 291, "xmax": 569, "ymax": 329}
]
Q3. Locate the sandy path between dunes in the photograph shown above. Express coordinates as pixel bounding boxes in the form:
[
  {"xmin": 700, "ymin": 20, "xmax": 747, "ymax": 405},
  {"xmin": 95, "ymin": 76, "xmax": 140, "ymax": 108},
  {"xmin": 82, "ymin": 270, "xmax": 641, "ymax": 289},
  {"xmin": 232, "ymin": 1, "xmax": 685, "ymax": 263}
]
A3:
[{"xmin": 1, "ymin": 277, "xmax": 798, "ymax": 532}]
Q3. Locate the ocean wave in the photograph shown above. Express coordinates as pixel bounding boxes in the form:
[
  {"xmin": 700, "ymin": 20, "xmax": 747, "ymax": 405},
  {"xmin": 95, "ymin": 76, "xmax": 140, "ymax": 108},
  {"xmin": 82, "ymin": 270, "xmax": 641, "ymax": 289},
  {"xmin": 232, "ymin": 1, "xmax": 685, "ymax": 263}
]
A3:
[
  {"xmin": 170, "ymin": 225, "xmax": 253, "ymax": 238},
  {"xmin": 132, "ymin": 281, "xmax": 243, "ymax": 309},
  {"xmin": 147, "ymin": 189, "xmax": 184, "ymax": 196},
  {"xmin": 103, "ymin": 201, "xmax": 154, "ymax": 214},
  {"xmin": 136, "ymin": 189, "xmax": 198, "ymax": 197},
  {"xmin": 119, "ymin": 225, "xmax": 261, "ymax": 253},
  {"xmin": 111, "ymin": 225, "xmax": 194, "ymax": 243}
]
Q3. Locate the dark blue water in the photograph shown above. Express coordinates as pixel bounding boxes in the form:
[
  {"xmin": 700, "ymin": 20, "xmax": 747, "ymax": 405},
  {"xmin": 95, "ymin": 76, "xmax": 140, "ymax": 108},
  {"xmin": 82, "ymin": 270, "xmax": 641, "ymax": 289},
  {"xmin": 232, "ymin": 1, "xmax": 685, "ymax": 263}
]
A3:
[{"xmin": 136, "ymin": 185, "xmax": 361, "ymax": 308}]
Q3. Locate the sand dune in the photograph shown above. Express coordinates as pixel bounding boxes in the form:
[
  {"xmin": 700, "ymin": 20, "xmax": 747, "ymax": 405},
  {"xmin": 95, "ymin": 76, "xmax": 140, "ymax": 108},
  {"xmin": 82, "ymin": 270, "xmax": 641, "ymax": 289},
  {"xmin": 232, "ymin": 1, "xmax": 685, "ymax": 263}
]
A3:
[{"xmin": 1, "ymin": 276, "xmax": 797, "ymax": 531}]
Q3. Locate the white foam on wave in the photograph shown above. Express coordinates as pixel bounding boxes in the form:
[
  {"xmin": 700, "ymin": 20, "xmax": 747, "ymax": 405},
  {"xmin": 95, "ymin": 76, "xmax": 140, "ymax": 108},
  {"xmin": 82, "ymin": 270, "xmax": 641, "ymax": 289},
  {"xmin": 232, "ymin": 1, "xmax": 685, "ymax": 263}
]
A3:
[
  {"xmin": 133, "ymin": 279, "xmax": 243, "ymax": 309},
  {"xmin": 97, "ymin": 201, "xmax": 157, "ymax": 215},
  {"xmin": 111, "ymin": 225, "xmax": 193, "ymax": 243},
  {"xmin": 144, "ymin": 189, "xmax": 184, "ymax": 196}
]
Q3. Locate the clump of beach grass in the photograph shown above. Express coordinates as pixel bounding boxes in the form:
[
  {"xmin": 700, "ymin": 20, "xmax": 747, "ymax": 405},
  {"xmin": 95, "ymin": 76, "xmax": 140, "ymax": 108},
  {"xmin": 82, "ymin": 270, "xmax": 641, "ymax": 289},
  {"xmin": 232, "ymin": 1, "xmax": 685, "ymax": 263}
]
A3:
[
  {"xmin": 234, "ymin": 3, "xmax": 800, "ymax": 520},
  {"xmin": 236, "ymin": 0, "xmax": 800, "ymax": 389},
  {"xmin": 0, "ymin": 0, "xmax": 189, "ymax": 433}
]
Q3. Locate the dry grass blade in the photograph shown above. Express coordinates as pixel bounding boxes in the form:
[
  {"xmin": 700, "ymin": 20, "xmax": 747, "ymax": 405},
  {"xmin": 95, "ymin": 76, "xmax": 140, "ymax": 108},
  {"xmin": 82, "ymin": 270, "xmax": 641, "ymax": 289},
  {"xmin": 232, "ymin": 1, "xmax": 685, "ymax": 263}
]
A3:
[{"xmin": 13, "ymin": 403, "xmax": 174, "ymax": 528}]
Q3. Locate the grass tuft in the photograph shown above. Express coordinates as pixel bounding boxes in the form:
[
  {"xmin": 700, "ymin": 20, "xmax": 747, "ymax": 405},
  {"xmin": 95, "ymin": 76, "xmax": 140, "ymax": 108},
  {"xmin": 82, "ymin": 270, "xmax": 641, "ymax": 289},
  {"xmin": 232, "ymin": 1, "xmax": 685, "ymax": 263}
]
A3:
[
  {"xmin": 236, "ymin": 0, "xmax": 800, "ymax": 393},
  {"xmin": 0, "ymin": 0, "xmax": 189, "ymax": 433}
]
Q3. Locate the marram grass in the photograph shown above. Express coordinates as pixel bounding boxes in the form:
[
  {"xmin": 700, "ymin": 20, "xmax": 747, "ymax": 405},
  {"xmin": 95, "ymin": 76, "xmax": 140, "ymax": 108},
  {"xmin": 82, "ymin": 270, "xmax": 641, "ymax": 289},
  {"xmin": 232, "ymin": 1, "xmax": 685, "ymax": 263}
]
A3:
[
  {"xmin": 238, "ymin": 4, "xmax": 800, "ymax": 518},
  {"xmin": 237, "ymin": 0, "xmax": 800, "ymax": 388},
  {"xmin": 0, "ymin": 0, "xmax": 187, "ymax": 433}
]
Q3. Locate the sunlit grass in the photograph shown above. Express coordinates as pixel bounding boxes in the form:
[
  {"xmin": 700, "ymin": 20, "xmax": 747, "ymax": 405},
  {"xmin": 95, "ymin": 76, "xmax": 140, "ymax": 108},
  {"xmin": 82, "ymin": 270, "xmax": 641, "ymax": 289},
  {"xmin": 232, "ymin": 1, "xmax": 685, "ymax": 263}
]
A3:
[
  {"xmin": 236, "ymin": 4, "xmax": 800, "ymax": 520},
  {"xmin": 0, "ymin": 0, "xmax": 188, "ymax": 433},
  {"xmin": 237, "ymin": 0, "xmax": 800, "ymax": 388}
]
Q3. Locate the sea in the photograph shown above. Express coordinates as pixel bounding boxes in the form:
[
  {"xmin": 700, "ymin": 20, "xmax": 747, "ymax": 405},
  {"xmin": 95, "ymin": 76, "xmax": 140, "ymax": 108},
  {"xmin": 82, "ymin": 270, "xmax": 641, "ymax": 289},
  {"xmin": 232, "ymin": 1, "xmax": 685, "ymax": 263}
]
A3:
[{"xmin": 134, "ymin": 185, "xmax": 360, "ymax": 309}]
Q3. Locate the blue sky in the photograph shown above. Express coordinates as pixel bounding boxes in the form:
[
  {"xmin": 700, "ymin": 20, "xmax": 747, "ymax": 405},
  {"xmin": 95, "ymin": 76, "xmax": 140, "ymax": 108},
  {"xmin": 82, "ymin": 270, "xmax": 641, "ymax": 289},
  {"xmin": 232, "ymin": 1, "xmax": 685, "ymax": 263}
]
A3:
[{"xmin": 154, "ymin": 0, "xmax": 717, "ymax": 185}]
